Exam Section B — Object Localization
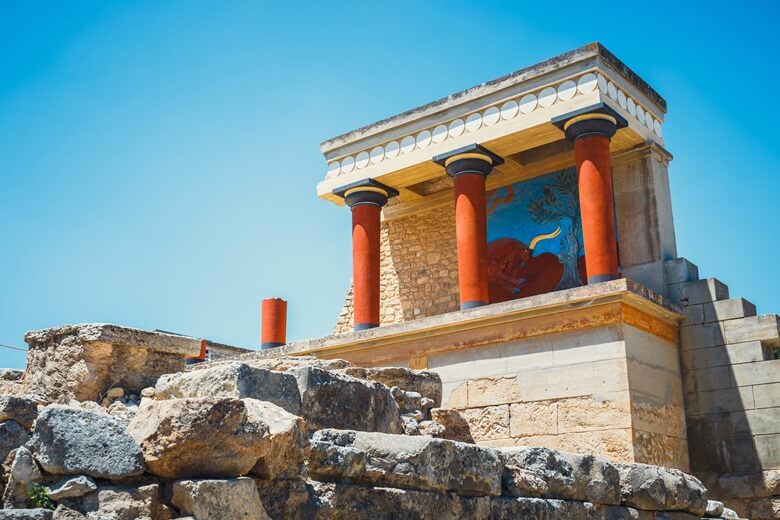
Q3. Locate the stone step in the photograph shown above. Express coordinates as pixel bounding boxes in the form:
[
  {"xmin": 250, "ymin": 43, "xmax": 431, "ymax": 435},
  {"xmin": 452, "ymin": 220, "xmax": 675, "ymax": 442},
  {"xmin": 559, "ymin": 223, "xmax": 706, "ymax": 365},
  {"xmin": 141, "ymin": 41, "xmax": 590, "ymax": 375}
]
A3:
[
  {"xmin": 668, "ymin": 278, "xmax": 729, "ymax": 305},
  {"xmin": 683, "ymin": 298, "xmax": 757, "ymax": 326},
  {"xmin": 722, "ymin": 315, "xmax": 780, "ymax": 345},
  {"xmin": 664, "ymin": 257, "xmax": 700, "ymax": 285}
]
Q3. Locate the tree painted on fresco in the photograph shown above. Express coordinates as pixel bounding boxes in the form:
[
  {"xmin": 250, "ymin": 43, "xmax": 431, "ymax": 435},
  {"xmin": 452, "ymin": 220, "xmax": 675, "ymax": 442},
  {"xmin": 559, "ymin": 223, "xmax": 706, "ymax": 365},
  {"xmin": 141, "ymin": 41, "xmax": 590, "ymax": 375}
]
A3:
[{"xmin": 527, "ymin": 167, "xmax": 583, "ymax": 290}]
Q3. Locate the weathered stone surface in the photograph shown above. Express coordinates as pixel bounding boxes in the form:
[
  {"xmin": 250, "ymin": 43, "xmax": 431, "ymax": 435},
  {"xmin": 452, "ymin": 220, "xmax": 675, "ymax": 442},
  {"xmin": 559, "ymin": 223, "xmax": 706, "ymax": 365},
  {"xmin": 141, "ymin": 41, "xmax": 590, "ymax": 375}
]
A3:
[
  {"xmin": 0, "ymin": 396, "xmax": 39, "ymax": 431},
  {"xmin": 105, "ymin": 402, "xmax": 137, "ymax": 428},
  {"xmin": 705, "ymin": 499, "xmax": 725, "ymax": 517},
  {"xmin": 170, "ymin": 478, "xmax": 269, "ymax": 520},
  {"xmin": 498, "ymin": 447, "xmax": 575, "ymax": 499},
  {"xmin": 256, "ymin": 479, "xmax": 490, "ymax": 519},
  {"xmin": 22, "ymin": 324, "xmax": 196, "ymax": 403},
  {"xmin": 417, "ymin": 420, "xmax": 445, "ymax": 437},
  {"xmin": 80, "ymin": 484, "xmax": 171, "ymax": 520},
  {"xmin": 46, "ymin": 476, "xmax": 97, "ymax": 500},
  {"xmin": 490, "ymin": 496, "xmax": 595, "ymax": 519},
  {"xmin": 430, "ymin": 408, "xmax": 475, "ymax": 443},
  {"xmin": 244, "ymin": 399, "xmax": 309, "ymax": 480},
  {"xmin": 618, "ymin": 463, "xmax": 708, "ymax": 515},
  {"xmin": 51, "ymin": 505, "xmax": 86, "ymax": 520},
  {"xmin": 2, "ymin": 447, "xmax": 42, "ymax": 508},
  {"xmin": 127, "ymin": 397, "xmax": 266, "ymax": 479},
  {"xmin": 502, "ymin": 465, "xmax": 549, "ymax": 497},
  {"xmin": 28, "ymin": 405, "xmax": 144, "ymax": 479},
  {"xmin": 461, "ymin": 405, "xmax": 509, "ymax": 441},
  {"xmin": 0, "ymin": 369, "xmax": 23, "ymax": 382},
  {"xmin": 0, "ymin": 421, "xmax": 30, "ymax": 466},
  {"xmin": 291, "ymin": 367, "xmax": 403, "ymax": 433},
  {"xmin": 154, "ymin": 362, "xmax": 302, "ymax": 415},
  {"xmin": 243, "ymin": 355, "xmax": 351, "ymax": 373},
  {"xmin": 0, "ymin": 510, "xmax": 54, "ymax": 520},
  {"xmin": 562, "ymin": 452, "xmax": 621, "ymax": 506},
  {"xmin": 341, "ymin": 366, "xmax": 443, "ymax": 407},
  {"xmin": 308, "ymin": 429, "xmax": 502, "ymax": 496}
]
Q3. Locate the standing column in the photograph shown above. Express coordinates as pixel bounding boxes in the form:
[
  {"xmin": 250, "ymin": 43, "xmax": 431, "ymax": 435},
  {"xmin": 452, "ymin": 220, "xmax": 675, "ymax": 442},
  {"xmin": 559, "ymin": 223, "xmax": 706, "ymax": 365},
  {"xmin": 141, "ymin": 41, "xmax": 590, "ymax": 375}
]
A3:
[
  {"xmin": 261, "ymin": 297, "xmax": 287, "ymax": 349},
  {"xmin": 434, "ymin": 144, "xmax": 504, "ymax": 310},
  {"xmin": 556, "ymin": 107, "xmax": 625, "ymax": 283},
  {"xmin": 335, "ymin": 179, "xmax": 398, "ymax": 331}
]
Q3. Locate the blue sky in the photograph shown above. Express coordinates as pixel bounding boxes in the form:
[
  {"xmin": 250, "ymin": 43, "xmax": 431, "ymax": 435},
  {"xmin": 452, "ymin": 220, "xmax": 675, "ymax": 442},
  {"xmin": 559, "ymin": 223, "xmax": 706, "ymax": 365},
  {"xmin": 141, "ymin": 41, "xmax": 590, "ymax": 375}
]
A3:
[{"xmin": 1, "ymin": 1, "xmax": 778, "ymax": 368}]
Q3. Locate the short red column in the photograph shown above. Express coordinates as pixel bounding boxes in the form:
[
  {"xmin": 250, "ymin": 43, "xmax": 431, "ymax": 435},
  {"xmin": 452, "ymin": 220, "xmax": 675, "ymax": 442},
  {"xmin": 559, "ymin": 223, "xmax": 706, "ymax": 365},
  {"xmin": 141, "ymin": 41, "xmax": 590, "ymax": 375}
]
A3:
[
  {"xmin": 558, "ymin": 110, "xmax": 623, "ymax": 283},
  {"xmin": 434, "ymin": 145, "xmax": 504, "ymax": 309},
  {"xmin": 261, "ymin": 297, "xmax": 287, "ymax": 348},
  {"xmin": 335, "ymin": 180, "xmax": 397, "ymax": 331}
]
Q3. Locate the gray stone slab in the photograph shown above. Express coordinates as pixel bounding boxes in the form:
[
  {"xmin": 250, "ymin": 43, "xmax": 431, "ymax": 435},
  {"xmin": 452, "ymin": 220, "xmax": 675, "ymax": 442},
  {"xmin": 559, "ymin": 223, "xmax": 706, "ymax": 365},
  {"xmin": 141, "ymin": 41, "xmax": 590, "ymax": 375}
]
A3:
[
  {"xmin": 668, "ymin": 278, "xmax": 729, "ymax": 305},
  {"xmin": 731, "ymin": 359, "xmax": 780, "ymax": 387},
  {"xmin": 686, "ymin": 386, "xmax": 755, "ymax": 416},
  {"xmin": 681, "ymin": 342, "xmax": 766, "ymax": 371},
  {"xmin": 680, "ymin": 323, "xmax": 726, "ymax": 350},
  {"xmin": 703, "ymin": 299, "xmax": 757, "ymax": 324},
  {"xmin": 723, "ymin": 315, "xmax": 780, "ymax": 345},
  {"xmin": 682, "ymin": 304, "xmax": 706, "ymax": 326},
  {"xmin": 731, "ymin": 408, "xmax": 780, "ymax": 436},
  {"xmin": 754, "ymin": 382, "xmax": 780, "ymax": 409},
  {"xmin": 683, "ymin": 366, "xmax": 732, "ymax": 394},
  {"xmin": 664, "ymin": 258, "xmax": 700, "ymax": 285},
  {"xmin": 755, "ymin": 434, "xmax": 780, "ymax": 470}
]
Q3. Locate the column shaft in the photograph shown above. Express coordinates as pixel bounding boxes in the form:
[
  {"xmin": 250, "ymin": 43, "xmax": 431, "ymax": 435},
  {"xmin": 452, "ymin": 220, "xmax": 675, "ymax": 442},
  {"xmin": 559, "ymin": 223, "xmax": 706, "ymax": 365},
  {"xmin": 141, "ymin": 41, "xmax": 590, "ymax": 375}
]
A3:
[
  {"xmin": 261, "ymin": 297, "xmax": 287, "ymax": 348},
  {"xmin": 453, "ymin": 173, "xmax": 490, "ymax": 308},
  {"xmin": 575, "ymin": 134, "xmax": 619, "ymax": 283},
  {"xmin": 351, "ymin": 204, "xmax": 382, "ymax": 330}
]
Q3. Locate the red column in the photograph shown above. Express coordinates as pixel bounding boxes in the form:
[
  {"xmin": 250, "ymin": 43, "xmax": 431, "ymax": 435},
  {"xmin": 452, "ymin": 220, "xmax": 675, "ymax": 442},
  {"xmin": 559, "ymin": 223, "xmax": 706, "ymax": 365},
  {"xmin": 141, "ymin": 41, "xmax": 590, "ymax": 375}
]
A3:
[
  {"xmin": 261, "ymin": 297, "xmax": 287, "ymax": 348},
  {"xmin": 351, "ymin": 203, "xmax": 382, "ymax": 330},
  {"xmin": 433, "ymin": 145, "xmax": 503, "ymax": 310},
  {"xmin": 453, "ymin": 173, "xmax": 489, "ymax": 308},
  {"xmin": 575, "ymin": 135, "xmax": 619, "ymax": 283}
]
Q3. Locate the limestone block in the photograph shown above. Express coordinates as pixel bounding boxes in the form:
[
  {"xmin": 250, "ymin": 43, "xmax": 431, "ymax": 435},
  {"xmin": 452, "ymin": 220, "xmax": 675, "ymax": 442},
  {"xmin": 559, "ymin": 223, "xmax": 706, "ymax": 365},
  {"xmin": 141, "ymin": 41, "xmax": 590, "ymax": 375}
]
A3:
[
  {"xmin": 290, "ymin": 367, "xmax": 403, "ymax": 433},
  {"xmin": 460, "ymin": 405, "xmax": 509, "ymax": 441},
  {"xmin": 555, "ymin": 429, "xmax": 635, "ymax": 463},
  {"xmin": 80, "ymin": 484, "xmax": 172, "ymax": 520},
  {"xmin": 22, "ymin": 324, "xmax": 197, "ymax": 403},
  {"xmin": 633, "ymin": 430, "xmax": 690, "ymax": 470},
  {"xmin": 0, "ymin": 396, "xmax": 39, "ymax": 431},
  {"xmin": 683, "ymin": 304, "xmax": 706, "ymax": 326},
  {"xmin": 631, "ymin": 401, "xmax": 687, "ymax": 439},
  {"xmin": 557, "ymin": 397, "xmax": 632, "ymax": 433},
  {"xmin": 686, "ymin": 386, "xmax": 755, "ymax": 416},
  {"xmin": 127, "ymin": 397, "xmax": 267, "ymax": 479},
  {"xmin": 705, "ymin": 499, "xmax": 725, "ymax": 517},
  {"xmin": 154, "ymin": 362, "xmax": 302, "ymax": 415},
  {"xmin": 308, "ymin": 429, "xmax": 503, "ymax": 496},
  {"xmin": 256, "ymin": 479, "xmax": 490, "ymax": 519},
  {"xmin": 2, "ymin": 447, "xmax": 42, "ymax": 508},
  {"xmin": 682, "ymin": 342, "xmax": 766, "ymax": 371},
  {"xmin": 755, "ymin": 434, "xmax": 780, "ymax": 470},
  {"xmin": 683, "ymin": 366, "xmax": 733, "ymax": 394},
  {"xmin": 668, "ymin": 279, "xmax": 729, "ymax": 305},
  {"xmin": 617, "ymin": 463, "xmax": 708, "ymax": 516},
  {"xmin": 716, "ymin": 469, "xmax": 780, "ymax": 498},
  {"xmin": 467, "ymin": 376, "xmax": 521, "ymax": 408},
  {"xmin": 46, "ymin": 476, "xmax": 97, "ymax": 501},
  {"xmin": 51, "ymin": 505, "xmax": 86, "ymax": 519},
  {"xmin": 243, "ymin": 399, "xmax": 309, "ymax": 480},
  {"xmin": 441, "ymin": 380, "xmax": 468, "ymax": 408},
  {"xmin": 722, "ymin": 315, "xmax": 780, "ymax": 345},
  {"xmin": 490, "ymin": 496, "xmax": 595, "ymax": 519},
  {"xmin": 28, "ymin": 406, "xmax": 144, "ymax": 479},
  {"xmin": 730, "ymin": 359, "xmax": 780, "ymax": 387},
  {"xmin": 680, "ymin": 323, "xmax": 726, "ymax": 350},
  {"xmin": 429, "ymin": 408, "xmax": 475, "ymax": 443},
  {"xmin": 0, "ymin": 510, "xmax": 53, "ymax": 519},
  {"xmin": 703, "ymin": 299, "xmax": 757, "ymax": 324},
  {"xmin": 730, "ymin": 408, "xmax": 780, "ymax": 436},
  {"xmin": 170, "ymin": 478, "xmax": 269, "ymax": 520},
  {"xmin": 509, "ymin": 400, "xmax": 558, "ymax": 437},
  {"xmin": 755, "ymin": 382, "xmax": 780, "ymax": 409},
  {"xmin": 340, "ymin": 366, "xmax": 442, "ymax": 406},
  {"xmin": 664, "ymin": 258, "xmax": 699, "ymax": 285},
  {"xmin": 0, "ymin": 421, "xmax": 30, "ymax": 468}
]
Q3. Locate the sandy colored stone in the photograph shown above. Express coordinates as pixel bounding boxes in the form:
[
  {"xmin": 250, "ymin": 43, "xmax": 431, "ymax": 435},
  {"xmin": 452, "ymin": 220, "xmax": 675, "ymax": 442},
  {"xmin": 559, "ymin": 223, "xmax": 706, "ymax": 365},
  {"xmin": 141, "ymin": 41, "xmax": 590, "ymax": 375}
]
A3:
[
  {"xmin": 341, "ymin": 366, "xmax": 442, "ymax": 407},
  {"xmin": 0, "ymin": 395, "xmax": 39, "ymax": 431},
  {"xmin": 509, "ymin": 401, "xmax": 558, "ymax": 437},
  {"xmin": 445, "ymin": 381, "xmax": 468, "ymax": 408},
  {"xmin": 127, "ymin": 397, "xmax": 267, "ymax": 479},
  {"xmin": 634, "ymin": 430, "xmax": 690, "ymax": 471},
  {"xmin": 430, "ymin": 408, "xmax": 474, "ymax": 443},
  {"xmin": 461, "ymin": 405, "xmax": 510, "ymax": 441},
  {"xmin": 631, "ymin": 400, "xmax": 687, "ymax": 439},
  {"xmin": 557, "ymin": 396, "xmax": 631, "ymax": 433},
  {"xmin": 557, "ymin": 429, "xmax": 635, "ymax": 463},
  {"xmin": 80, "ymin": 484, "xmax": 171, "ymax": 520},
  {"xmin": 244, "ymin": 399, "xmax": 309, "ymax": 480},
  {"xmin": 467, "ymin": 377, "xmax": 521, "ymax": 408},
  {"xmin": 170, "ymin": 478, "xmax": 269, "ymax": 520}
]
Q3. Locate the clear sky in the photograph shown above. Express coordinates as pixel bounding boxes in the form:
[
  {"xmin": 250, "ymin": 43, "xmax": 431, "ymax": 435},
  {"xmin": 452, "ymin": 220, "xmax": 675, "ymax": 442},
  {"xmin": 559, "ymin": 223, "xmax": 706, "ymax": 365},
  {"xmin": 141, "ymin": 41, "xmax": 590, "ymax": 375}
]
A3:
[{"xmin": 1, "ymin": 1, "xmax": 778, "ymax": 368}]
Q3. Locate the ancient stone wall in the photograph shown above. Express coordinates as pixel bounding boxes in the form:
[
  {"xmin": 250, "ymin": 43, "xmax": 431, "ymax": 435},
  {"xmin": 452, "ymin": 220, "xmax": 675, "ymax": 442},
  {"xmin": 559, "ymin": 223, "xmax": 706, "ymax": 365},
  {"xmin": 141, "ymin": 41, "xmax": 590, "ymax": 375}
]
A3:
[
  {"xmin": 667, "ymin": 258, "xmax": 780, "ymax": 519},
  {"xmin": 334, "ymin": 203, "xmax": 459, "ymax": 333}
]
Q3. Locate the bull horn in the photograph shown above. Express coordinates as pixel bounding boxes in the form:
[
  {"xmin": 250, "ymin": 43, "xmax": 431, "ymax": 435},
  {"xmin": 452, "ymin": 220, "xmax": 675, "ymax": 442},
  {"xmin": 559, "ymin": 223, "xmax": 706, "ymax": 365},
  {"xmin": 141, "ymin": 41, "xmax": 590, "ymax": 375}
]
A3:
[{"xmin": 529, "ymin": 226, "xmax": 561, "ymax": 251}]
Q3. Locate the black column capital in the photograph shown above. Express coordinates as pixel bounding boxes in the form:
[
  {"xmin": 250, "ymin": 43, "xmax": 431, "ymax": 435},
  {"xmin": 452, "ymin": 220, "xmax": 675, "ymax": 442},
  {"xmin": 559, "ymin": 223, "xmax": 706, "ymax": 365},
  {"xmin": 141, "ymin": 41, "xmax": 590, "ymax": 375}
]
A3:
[
  {"xmin": 552, "ymin": 103, "xmax": 628, "ymax": 142},
  {"xmin": 433, "ymin": 143, "xmax": 504, "ymax": 178},
  {"xmin": 332, "ymin": 178, "xmax": 399, "ymax": 208}
]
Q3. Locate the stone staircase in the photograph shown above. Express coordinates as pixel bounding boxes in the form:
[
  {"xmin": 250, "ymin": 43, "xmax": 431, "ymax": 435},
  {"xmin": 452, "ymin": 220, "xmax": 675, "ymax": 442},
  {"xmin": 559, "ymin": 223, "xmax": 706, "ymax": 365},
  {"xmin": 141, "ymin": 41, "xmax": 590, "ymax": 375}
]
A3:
[{"xmin": 663, "ymin": 258, "xmax": 780, "ymax": 520}]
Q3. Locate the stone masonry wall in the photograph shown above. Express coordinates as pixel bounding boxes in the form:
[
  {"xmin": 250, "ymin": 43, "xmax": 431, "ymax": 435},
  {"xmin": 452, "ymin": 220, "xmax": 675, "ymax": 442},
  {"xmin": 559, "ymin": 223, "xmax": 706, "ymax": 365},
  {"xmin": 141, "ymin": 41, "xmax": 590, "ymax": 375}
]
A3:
[
  {"xmin": 334, "ymin": 203, "xmax": 459, "ymax": 333},
  {"xmin": 666, "ymin": 258, "xmax": 780, "ymax": 520}
]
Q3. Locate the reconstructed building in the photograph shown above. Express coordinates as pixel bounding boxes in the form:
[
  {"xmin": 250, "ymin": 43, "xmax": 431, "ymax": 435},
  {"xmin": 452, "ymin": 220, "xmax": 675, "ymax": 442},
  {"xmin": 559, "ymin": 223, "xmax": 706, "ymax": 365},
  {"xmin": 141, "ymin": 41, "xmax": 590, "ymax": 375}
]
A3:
[{"xmin": 259, "ymin": 43, "xmax": 780, "ymax": 517}]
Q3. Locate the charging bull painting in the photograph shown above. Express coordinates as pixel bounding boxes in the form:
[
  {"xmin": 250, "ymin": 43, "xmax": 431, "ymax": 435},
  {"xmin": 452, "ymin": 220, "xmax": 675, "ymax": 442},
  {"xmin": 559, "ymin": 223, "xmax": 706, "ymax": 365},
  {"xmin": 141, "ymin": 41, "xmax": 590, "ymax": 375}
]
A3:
[{"xmin": 486, "ymin": 167, "xmax": 588, "ymax": 303}]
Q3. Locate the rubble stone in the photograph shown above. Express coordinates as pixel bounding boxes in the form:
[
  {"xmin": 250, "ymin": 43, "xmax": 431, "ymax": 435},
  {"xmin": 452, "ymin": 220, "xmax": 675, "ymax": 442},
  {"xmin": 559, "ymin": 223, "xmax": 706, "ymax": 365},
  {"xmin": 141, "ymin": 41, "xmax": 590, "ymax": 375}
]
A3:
[
  {"xmin": 46, "ymin": 476, "xmax": 97, "ymax": 501},
  {"xmin": 0, "ymin": 509, "xmax": 53, "ymax": 519},
  {"xmin": 430, "ymin": 408, "xmax": 475, "ymax": 443},
  {"xmin": 127, "ymin": 397, "xmax": 267, "ymax": 479},
  {"xmin": 28, "ymin": 405, "xmax": 144, "ymax": 479},
  {"xmin": 308, "ymin": 429, "xmax": 502, "ymax": 496},
  {"xmin": 0, "ymin": 421, "xmax": 29, "ymax": 466},
  {"xmin": 80, "ymin": 484, "xmax": 171, "ymax": 520},
  {"xmin": 618, "ymin": 462, "xmax": 708, "ymax": 516},
  {"xmin": 2, "ymin": 447, "xmax": 42, "ymax": 508},
  {"xmin": 0, "ymin": 396, "xmax": 39, "ymax": 431},
  {"xmin": 170, "ymin": 478, "xmax": 269, "ymax": 520},
  {"xmin": 244, "ymin": 399, "xmax": 309, "ymax": 480}
]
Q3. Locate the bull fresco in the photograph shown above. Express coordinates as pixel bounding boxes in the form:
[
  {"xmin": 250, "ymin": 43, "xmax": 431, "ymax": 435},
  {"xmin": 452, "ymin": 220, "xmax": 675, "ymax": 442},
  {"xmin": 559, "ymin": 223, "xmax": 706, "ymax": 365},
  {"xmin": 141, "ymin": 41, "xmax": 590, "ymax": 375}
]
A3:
[{"xmin": 486, "ymin": 167, "xmax": 587, "ymax": 303}]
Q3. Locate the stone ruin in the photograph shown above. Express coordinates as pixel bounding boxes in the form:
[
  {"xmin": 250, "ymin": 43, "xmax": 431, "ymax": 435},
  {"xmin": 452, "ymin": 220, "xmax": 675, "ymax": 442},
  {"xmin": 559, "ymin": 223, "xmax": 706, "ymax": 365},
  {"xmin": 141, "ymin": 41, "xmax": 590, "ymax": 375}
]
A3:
[{"xmin": 0, "ymin": 324, "xmax": 747, "ymax": 519}]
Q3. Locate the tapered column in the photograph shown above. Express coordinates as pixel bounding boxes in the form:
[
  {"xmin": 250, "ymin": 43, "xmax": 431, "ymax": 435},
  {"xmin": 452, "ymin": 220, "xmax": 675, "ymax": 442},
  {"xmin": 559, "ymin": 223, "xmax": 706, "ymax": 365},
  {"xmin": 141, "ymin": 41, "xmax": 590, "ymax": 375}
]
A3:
[
  {"xmin": 556, "ymin": 107, "xmax": 626, "ymax": 284},
  {"xmin": 434, "ymin": 144, "xmax": 504, "ymax": 310},
  {"xmin": 261, "ymin": 297, "xmax": 287, "ymax": 348},
  {"xmin": 334, "ymin": 179, "xmax": 398, "ymax": 331}
]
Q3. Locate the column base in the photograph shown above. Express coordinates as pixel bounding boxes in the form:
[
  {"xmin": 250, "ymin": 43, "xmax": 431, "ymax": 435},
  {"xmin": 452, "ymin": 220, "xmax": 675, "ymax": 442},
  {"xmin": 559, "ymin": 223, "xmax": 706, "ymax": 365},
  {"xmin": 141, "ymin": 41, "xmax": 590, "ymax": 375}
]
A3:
[
  {"xmin": 588, "ymin": 274, "xmax": 619, "ymax": 284},
  {"xmin": 354, "ymin": 323, "xmax": 379, "ymax": 331},
  {"xmin": 261, "ymin": 342, "xmax": 285, "ymax": 349},
  {"xmin": 461, "ymin": 300, "xmax": 488, "ymax": 310}
]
